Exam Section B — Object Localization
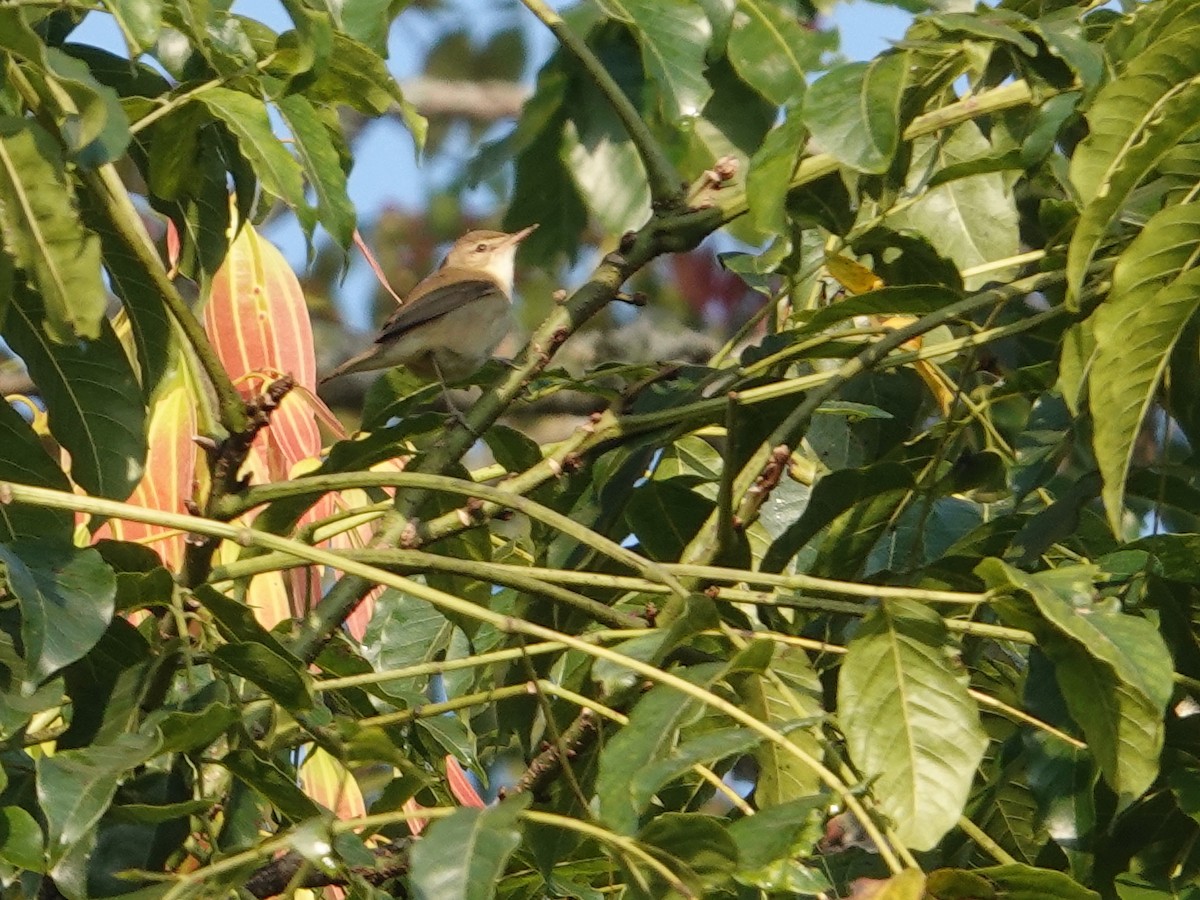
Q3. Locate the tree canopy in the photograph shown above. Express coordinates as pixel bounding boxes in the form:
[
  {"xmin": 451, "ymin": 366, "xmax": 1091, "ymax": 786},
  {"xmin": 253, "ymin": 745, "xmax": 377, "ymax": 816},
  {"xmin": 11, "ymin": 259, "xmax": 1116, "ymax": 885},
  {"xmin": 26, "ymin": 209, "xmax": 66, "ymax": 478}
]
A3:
[{"xmin": 2, "ymin": 0, "xmax": 1200, "ymax": 898}]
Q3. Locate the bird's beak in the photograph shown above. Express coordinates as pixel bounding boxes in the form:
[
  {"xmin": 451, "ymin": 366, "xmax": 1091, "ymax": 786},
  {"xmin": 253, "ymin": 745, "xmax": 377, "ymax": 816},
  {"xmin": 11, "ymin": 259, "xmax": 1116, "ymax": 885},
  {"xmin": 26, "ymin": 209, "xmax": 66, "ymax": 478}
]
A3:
[{"xmin": 506, "ymin": 223, "xmax": 539, "ymax": 245}]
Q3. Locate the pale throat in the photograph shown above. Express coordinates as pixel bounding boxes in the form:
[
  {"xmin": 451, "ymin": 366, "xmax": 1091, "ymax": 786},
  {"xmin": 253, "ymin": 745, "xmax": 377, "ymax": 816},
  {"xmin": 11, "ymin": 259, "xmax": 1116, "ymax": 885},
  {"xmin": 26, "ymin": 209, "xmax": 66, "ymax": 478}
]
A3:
[{"xmin": 478, "ymin": 246, "xmax": 519, "ymax": 294}]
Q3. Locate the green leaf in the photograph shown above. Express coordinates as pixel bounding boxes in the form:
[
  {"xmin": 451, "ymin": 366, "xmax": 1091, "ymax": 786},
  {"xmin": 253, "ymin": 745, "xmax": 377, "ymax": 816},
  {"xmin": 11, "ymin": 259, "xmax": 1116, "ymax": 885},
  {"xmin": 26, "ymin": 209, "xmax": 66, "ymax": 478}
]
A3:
[
  {"xmin": 560, "ymin": 75, "xmax": 650, "ymax": 236},
  {"xmin": 596, "ymin": 0, "xmax": 713, "ymax": 120},
  {"xmin": 105, "ymin": 0, "xmax": 164, "ymax": 54},
  {"xmin": 221, "ymin": 749, "xmax": 322, "ymax": 823},
  {"xmin": 803, "ymin": 53, "xmax": 908, "ymax": 175},
  {"xmin": 194, "ymin": 585, "xmax": 296, "ymax": 661},
  {"xmin": 506, "ymin": 118, "xmax": 588, "ymax": 263},
  {"xmin": 148, "ymin": 699, "xmax": 239, "ymax": 755},
  {"xmin": 728, "ymin": 0, "xmax": 816, "ymax": 106},
  {"xmin": 275, "ymin": 90, "xmax": 356, "ymax": 248},
  {"xmin": 38, "ymin": 47, "xmax": 132, "ymax": 165},
  {"xmin": 4, "ymin": 283, "xmax": 147, "ymax": 500},
  {"xmin": 978, "ymin": 560, "xmax": 1172, "ymax": 805},
  {"xmin": 327, "ymin": 0, "xmax": 391, "ymax": 53},
  {"xmin": 625, "ymin": 478, "xmax": 715, "ymax": 562},
  {"xmin": 0, "ymin": 806, "xmax": 44, "ymax": 873},
  {"xmin": 1066, "ymin": 24, "xmax": 1200, "ymax": 303},
  {"xmin": 211, "ymin": 643, "xmax": 315, "ymax": 712},
  {"xmin": 36, "ymin": 732, "xmax": 159, "ymax": 867},
  {"xmin": 78, "ymin": 189, "xmax": 173, "ymax": 396},
  {"xmin": 0, "ymin": 399, "xmax": 72, "ymax": 542},
  {"xmin": 276, "ymin": 0, "xmax": 334, "ymax": 88},
  {"xmin": 0, "ymin": 541, "xmax": 116, "ymax": 683},
  {"xmin": 746, "ymin": 100, "xmax": 806, "ymax": 235},
  {"xmin": 628, "ymin": 727, "xmax": 761, "ymax": 818},
  {"xmin": 637, "ymin": 813, "xmax": 738, "ymax": 895},
  {"xmin": 1087, "ymin": 203, "xmax": 1200, "ymax": 533},
  {"xmin": 974, "ymin": 863, "xmax": 1100, "ymax": 899},
  {"xmin": 0, "ymin": 117, "xmax": 106, "ymax": 342},
  {"xmin": 887, "ymin": 122, "xmax": 1020, "ymax": 291},
  {"xmin": 362, "ymin": 590, "xmax": 453, "ymax": 698},
  {"xmin": 597, "ymin": 661, "xmax": 727, "ymax": 834},
  {"xmin": 741, "ymin": 647, "xmax": 825, "ymax": 804},
  {"xmin": 305, "ymin": 33, "xmax": 427, "ymax": 146},
  {"xmin": 926, "ymin": 10, "xmax": 1039, "ymax": 56},
  {"xmin": 193, "ymin": 88, "xmax": 307, "ymax": 217},
  {"xmin": 0, "ymin": 8, "xmax": 47, "ymax": 62},
  {"xmin": 762, "ymin": 461, "xmax": 913, "ymax": 574},
  {"xmin": 409, "ymin": 797, "xmax": 527, "ymax": 900},
  {"xmin": 60, "ymin": 618, "xmax": 153, "ymax": 749},
  {"xmin": 729, "ymin": 796, "xmax": 823, "ymax": 877},
  {"xmin": 839, "ymin": 600, "xmax": 987, "ymax": 851}
]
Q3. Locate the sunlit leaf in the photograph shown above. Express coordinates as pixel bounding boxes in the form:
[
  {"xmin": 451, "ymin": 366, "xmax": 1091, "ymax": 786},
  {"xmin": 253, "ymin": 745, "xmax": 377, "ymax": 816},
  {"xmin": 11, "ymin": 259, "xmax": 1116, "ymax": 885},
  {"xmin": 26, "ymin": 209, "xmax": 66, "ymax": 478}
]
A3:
[
  {"xmin": 803, "ymin": 53, "xmax": 908, "ymax": 174},
  {"xmin": 595, "ymin": 0, "xmax": 713, "ymax": 119},
  {"xmin": 728, "ymin": 0, "xmax": 818, "ymax": 106},
  {"xmin": 887, "ymin": 122, "xmax": 1020, "ymax": 291},
  {"xmin": 1066, "ymin": 24, "xmax": 1200, "ymax": 302},
  {"xmin": 0, "ymin": 117, "xmax": 106, "ymax": 342},
  {"xmin": 839, "ymin": 600, "xmax": 987, "ymax": 850},
  {"xmin": 1087, "ymin": 203, "xmax": 1200, "ymax": 533}
]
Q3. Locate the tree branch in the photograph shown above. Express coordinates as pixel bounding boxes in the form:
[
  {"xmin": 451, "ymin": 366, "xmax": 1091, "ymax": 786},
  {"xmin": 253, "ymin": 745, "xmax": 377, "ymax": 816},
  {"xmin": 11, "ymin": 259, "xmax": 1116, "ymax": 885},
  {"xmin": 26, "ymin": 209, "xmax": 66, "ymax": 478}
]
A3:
[
  {"xmin": 518, "ymin": 0, "xmax": 684, "ymax": 207},
  {"xmin": 400, "ymin": 77, "xmax": 530, "ymax": 121}
]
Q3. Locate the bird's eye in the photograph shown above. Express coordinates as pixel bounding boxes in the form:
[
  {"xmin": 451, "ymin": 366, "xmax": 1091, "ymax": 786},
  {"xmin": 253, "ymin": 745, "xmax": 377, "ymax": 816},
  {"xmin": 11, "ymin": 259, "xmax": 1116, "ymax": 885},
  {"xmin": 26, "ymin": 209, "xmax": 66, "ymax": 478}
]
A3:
[{"xmin": 476, "ymin": 243, "xmax": 487, "ymax": 252}]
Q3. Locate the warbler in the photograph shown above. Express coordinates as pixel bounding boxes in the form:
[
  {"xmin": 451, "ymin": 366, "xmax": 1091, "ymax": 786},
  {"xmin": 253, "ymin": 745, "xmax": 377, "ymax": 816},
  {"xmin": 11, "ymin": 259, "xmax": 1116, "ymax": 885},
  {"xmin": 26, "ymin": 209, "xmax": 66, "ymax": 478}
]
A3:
[{"xmin": 321, "ymin": 224, "xmax": 538, "ymax": 387}]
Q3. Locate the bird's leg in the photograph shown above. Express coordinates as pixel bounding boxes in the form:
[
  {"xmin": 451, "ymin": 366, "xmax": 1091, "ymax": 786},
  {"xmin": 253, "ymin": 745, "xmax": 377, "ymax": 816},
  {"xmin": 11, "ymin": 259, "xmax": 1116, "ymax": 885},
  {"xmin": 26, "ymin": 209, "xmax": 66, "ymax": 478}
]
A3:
[{"xmin": 431, "ymin": 357, "xmax": 479, "ymax": 436}]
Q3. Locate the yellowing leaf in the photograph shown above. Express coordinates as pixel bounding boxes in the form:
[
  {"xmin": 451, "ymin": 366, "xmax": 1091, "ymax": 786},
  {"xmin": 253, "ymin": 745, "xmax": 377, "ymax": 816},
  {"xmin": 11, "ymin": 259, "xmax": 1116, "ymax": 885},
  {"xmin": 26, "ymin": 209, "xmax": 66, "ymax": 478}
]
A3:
[
  {"xmin": 92, "ymin": 362, "xmax": 198, "ymax": 568},
  {"xmin": 299, "ymin": 746, "xmax": 366, "ymax": 823},
  {"xmin": 826, "ymin": 253, "xmax": 885, "ymax": 294}
]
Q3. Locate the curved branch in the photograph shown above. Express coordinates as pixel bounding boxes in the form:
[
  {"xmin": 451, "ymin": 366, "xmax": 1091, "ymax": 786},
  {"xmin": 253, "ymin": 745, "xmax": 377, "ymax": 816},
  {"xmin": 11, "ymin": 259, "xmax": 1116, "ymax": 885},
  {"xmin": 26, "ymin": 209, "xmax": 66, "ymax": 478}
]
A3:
[{"xmin": 518, "ymin": 0, "xmax": 684, "ymax": 207}]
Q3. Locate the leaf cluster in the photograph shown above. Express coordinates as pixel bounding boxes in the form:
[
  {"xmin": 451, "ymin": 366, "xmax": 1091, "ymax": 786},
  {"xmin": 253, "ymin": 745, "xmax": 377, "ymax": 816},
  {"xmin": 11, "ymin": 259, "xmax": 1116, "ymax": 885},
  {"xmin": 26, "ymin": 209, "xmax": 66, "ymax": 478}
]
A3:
[{"xmin": 3, "ymin": 1, "xmax": 1200, "ymax": 899}]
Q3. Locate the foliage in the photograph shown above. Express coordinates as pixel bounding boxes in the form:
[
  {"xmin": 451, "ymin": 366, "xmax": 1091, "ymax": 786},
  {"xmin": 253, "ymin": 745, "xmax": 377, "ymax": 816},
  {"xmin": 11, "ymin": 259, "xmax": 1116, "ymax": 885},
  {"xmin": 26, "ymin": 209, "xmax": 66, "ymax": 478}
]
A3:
[{"xmin": 2, "ymin": 0, "xmax": 1200, "ymax": 898}]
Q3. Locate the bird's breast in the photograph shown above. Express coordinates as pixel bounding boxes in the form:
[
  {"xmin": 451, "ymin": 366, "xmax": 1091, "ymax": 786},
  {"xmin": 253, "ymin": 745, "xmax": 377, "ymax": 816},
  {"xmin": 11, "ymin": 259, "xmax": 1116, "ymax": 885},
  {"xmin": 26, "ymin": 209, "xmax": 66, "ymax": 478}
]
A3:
[{"xmin": 394, "ymin": 293, "xmax": 513, "ymax": 382}]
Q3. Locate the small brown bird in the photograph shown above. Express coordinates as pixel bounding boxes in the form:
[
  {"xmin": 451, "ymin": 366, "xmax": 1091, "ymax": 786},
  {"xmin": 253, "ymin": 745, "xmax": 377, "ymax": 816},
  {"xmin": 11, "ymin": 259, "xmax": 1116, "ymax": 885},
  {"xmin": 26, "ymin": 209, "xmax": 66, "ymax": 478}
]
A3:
[{"xmin": 321, "ymin": 224, "xmax": 538, "ymax": 387}]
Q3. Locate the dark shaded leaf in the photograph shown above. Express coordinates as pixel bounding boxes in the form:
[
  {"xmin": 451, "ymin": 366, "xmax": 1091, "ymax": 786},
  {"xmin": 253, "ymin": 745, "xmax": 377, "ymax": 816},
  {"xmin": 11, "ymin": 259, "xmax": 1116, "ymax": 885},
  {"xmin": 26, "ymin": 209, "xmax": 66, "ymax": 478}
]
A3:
[
  {"xmin": 4, "ymin": 283, "xmax": 146, "ymax": 500},
  {"xmin": 36, "ymin": 732, "xmax": 158, "ymax": 867},
  {"xmin": 0, "ymin": 541, "xmax": 116, "ymax": 683}
]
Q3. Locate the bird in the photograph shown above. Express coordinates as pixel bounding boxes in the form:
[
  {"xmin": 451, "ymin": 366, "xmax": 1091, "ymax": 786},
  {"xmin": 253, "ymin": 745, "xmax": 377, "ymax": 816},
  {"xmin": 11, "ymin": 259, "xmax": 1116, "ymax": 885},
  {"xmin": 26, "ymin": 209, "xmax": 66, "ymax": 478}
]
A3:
[{"xmin": 320, "ymin": 224, "xmax": 538, "ymax": 391}]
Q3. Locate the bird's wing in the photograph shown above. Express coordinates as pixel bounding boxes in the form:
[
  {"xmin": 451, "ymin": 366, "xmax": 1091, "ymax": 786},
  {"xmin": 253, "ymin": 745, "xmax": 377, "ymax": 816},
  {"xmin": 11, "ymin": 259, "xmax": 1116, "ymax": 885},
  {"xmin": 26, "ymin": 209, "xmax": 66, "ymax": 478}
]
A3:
[{"xmin": 376, "ymin": 270, "xmax": 504, "ymax": 344}]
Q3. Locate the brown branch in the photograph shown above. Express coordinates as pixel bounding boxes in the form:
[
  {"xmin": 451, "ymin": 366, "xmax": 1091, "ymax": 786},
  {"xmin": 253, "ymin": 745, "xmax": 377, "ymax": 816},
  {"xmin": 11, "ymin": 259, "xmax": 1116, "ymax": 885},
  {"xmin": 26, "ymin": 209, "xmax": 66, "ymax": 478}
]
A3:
[
  {"xmin": 244, "ymin": 841, "xmax": 412, "ymax": 898},
  {"xmin": 400, "ymin": 77, "xmax": 530, "ymax": 121},
  {"xmin": 182, "ymin": 375, "xmax": 297, "ymax": 586},
  {"xmin": 508, "ymin": 707, "xmax": 601, "ymax": 798}
]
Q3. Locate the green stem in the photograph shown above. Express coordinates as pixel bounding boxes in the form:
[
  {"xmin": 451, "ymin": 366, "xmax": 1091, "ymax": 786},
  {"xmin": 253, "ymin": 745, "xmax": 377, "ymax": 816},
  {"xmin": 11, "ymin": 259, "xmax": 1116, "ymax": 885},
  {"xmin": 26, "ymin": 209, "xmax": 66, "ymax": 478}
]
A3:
[
  {"xmin": 669, "ymin": 270, "xmax": 1071, "ymax": 620},
  {"xmin": 957, "ymin": 815, "xmax": 1018, "ymax": 866},
  {"xmin": 217, "ymin": 470, "xmax": 687, "ymax": 600},
  {"xmin": 1, "ymin": 479, "xmax": 905, "ymax": 875},
  {"xmin": 720, "ymin": 80, "xmax": 1047, "ymax": 221},
  {"xmin": 311, "ymin": 636, "xmax": 644, "ymax": 693},
  {"xmin": 213, "ymin": 542, "xmax": 988, "ymax": 606},
  {"xmin": 215, "ymin": 544, "xmax": 642, "ymax": 629},
  {"xmin": 85, "ymin": 165, "xmax": 249, "ymax": 434},
  {"xmin": 359, "ymin": 683, "xmax": 534, "ymax": 728},
  {"xmin": 517, "ymin": 0, "xmax": 683, "ymax": 206}
]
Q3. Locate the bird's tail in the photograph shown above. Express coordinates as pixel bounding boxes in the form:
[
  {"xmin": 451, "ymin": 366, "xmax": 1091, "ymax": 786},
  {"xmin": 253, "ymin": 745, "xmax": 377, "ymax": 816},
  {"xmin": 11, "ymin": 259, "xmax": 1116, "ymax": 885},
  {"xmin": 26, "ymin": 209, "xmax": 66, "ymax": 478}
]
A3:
[{"xmin": 319, "ymin": 346, "xmax": 383, "ymax": 384}]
